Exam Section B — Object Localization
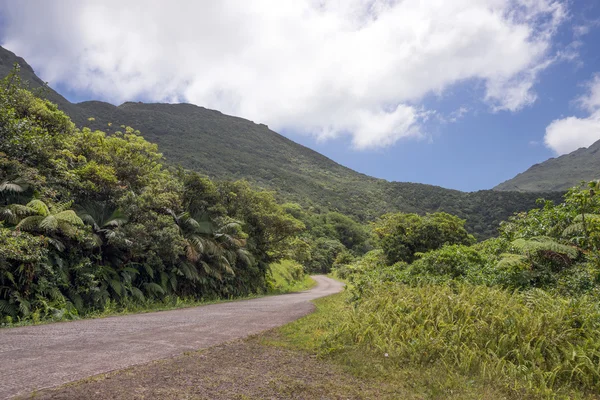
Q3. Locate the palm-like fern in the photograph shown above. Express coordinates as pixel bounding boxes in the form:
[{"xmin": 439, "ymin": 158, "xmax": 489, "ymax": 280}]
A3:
[
  {"xmin": 496, "ymin": 236, "xmax": 580, "ymax": 289},
  {"xmin": 15, "ymin": 199, "xmax": 84, "ymax": 250},
  {"xmin": 0, "ymin": 203, "xmax": 34, "ymax": 224},
  {"xmin": 0, "ymin": 178, "xmax": 30, "ymax": 223},
  {"xmin": 563, "ymin": 213, "xmax": 600, "ymax": 249},
  {"xmin": 0, "ymin": 179, "xmax": 26, "ymax": 195},
  {"xmin": 78, "ymin": 204, "xmax": 127, "ymax": 241},
  {"xmin": 169, "ymin": 209, "xmax": 248, "ymax": 280},
  {"xmin": 510, "ymin": 236, "xmax": 579, "ymax": 259}
]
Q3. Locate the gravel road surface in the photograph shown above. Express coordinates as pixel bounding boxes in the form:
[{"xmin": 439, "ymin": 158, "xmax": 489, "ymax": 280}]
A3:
[{"xmin": 0, "ymin": 275, "xmax": 343, "ymax": 399}]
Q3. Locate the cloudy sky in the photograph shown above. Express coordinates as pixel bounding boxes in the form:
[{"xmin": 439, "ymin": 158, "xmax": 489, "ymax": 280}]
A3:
[{"xmin": 0, "ymin": 0, "xmax": 599, "ymax": 191}]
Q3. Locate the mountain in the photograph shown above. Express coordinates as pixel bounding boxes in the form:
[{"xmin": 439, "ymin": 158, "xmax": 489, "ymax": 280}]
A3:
[
  {"xmin": 495, "ymin": 141, "xmax": 600, "ymax": 192},
  {"xmin": 0, "ymin": 45, "xmax": 563, "ymax": 238}
]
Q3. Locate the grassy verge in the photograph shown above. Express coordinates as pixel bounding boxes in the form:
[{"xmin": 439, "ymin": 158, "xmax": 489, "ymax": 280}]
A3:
[
  {"xmin": 2, "ymin": 260, "xmax": 315, "ymax": 329},
  {"xmin": 1, "ymin": 293, "xmax": 267, "ymax": 329},
  {"xmin": 266, "ymin": 288, "xmax": 600, "ymax": 400},
  {"xmin": 267, "ymin": 259, "xmax": 316, "ymax": 294}
]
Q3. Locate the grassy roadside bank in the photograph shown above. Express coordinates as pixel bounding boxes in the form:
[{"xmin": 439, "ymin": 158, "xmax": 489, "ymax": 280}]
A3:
[
  {"xmin": 268, "ymin": 287, "xmax": 600, "ymax": 400},
  {"xmin": 266, "ymin": 293, "xmax": 511, "ymax": 400},
  {"xmin": 3, "ymin": 260, "xmax": 314, "ymax": 329}
]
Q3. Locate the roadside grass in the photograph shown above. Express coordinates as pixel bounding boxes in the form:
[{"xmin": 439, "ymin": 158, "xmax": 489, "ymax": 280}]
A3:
[
  {"xmin": 267, "ymin": 294, "xmax": 510, "ymax": 400},
  {"xmin": 1, "ymin": 293, "xmax": 264, "ymax": 329},
  {"xmin": 267, "ymin": 259, "xmax": 316, "ymax": 294},
  {"xmin": 267, "ymin": 287, "xmax": 600, "ymax": 400},
  {"xmin": 2, "ymin": 260, "xmax": 314, "ymax": 329}
]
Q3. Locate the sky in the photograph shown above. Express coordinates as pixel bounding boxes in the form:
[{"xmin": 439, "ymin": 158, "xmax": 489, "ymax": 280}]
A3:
[{"xmin": 0, "ymin": 0, "xmax": 599, "ymax": 192}]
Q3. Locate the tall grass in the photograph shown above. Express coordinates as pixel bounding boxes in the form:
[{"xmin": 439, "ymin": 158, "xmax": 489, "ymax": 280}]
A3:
[
  {"xmin": 267, "ymin": 260, "xmax": 315, "ymax": 294},
  {"xmin": 325, "ymin": 283, "xmax": 600, "ymax": 397}
]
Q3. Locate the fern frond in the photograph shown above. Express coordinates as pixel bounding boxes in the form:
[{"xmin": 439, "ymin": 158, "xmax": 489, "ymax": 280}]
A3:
[
  {"xmin": 109, "ymin": 279, "xmax": 124, "ymax": 296},
  {"xmin": 496, "ymin": 253, "xmax": 528, "ymax": 270},
  {"xmin": 54, "ymin": 210, "xmax": 84, "ymax": 226},
  {"xmin": 47, "ymin": 238, "xmax": 65, "ymax": 252},
  {"xmin": 103, "ymin": 209, "xmax": 127, "ymax": 228},
  {"xmin": 220, "ymin": 256, "xmax": 235, "ymax": 276},
  {"xmin": 16, "ymin": 215, "xmax": 44, "ymax": 231},
  {"xmin": 26, "ymin": 199, "xmax": 49, "ymax": 216},
  {"xmin": 130, "ymin": 287, "xmax": 145, "ymax": 302},
  {"xmin": 563, "ymin": 222, "xmax": 585, "ymax": 237},
  {"xmin": 40, "ymin": 215, "xmax": 58, "ymax": 231},
  {"xmin": 0, "ymin": 181, "xmax": 25, "ymax": 193},
  {"xmin": 0, "ymin": 299, "xmax": 17, "ymax": 317},
  {"xmin": 144, "ymin": 282, "xmax": 165, "ymax": 296},
  {"xmin": 512, "ymin": 237, "xmax": 578, "ymax": 259}
]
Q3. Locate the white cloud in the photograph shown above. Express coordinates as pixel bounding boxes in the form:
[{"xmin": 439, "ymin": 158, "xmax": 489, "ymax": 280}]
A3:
[
  {"xmin": 545, "ymin": 112, "xmax": 600, "ymax": 154},
  {"xmin": 544, "ymin": 74, "xmax": 600, "ymax": 155},
  {"xmin": 0, "ymin": 0, "xmax": 566, "ymax": 149},
  {"xmin": 578, "ymin": 74, "xmax": 600, "ymax": 112}
]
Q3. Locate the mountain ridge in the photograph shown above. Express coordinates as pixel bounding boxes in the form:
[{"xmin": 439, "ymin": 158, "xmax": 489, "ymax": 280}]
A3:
[
  {"xmin": 494, "ymin": 140, "xmax": 600, "ymax": 192},
  {"xmin": 0, "ymin": 45, "xmax": 564, "ymax": 238}
]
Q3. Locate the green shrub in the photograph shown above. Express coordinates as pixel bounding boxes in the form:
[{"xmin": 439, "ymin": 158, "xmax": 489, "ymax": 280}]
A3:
[{"xmin": 267, "ymin": 260, "xmax": 313, "ymax": 293}]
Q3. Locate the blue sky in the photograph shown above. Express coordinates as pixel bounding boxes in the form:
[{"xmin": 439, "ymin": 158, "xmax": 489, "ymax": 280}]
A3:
[
  {"xmin": 1, "ymin": 1, "xmax": 600, "ymax": 192},
  {"xmin": 286, "ymin": 0, "xmax": 600, "ymax": 190}
]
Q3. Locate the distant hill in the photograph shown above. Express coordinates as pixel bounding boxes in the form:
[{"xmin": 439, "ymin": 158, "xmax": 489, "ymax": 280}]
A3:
[
  {"xmin": 495, "ymin": 141, "xmax": 600, "ymax": 192},
  {"xmin": 0, "ymin": 45, "xmax": 563, "ymax": 238}
]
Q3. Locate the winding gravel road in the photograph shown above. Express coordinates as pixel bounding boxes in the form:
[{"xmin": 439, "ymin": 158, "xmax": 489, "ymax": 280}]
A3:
[{"xmin": 0, "ymin": 275, "xmax": 343, "ymax": 399}]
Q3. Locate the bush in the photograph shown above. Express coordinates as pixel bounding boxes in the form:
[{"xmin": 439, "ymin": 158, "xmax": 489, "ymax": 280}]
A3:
[{"xmin": 267, "ymin": 260, "xmax": 312, "ymax": 293}]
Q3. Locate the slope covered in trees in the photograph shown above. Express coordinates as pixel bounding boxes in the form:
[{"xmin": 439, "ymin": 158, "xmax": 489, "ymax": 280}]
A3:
[
  {"xmin": 0, "ymin": 73, "xmax": 304, "ymax": 321},
  {"xmin": 0, "ymin": 45, "xmax": 562, "ymax": 239},
  {"xmin": 495, "ymin": 139, "xmax": 600, "ymax": 192}
]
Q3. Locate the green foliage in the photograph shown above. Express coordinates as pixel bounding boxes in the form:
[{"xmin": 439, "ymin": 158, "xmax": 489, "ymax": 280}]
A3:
[
  {"xmin": 267, "ymin": 259, "xmax": 314, "ymax": 293},
  {"xmin": 0, "ymin": 74, "xmax": 304, "ymax": 322},
  {"xmin": 410, "ymin": 244, "xmax": 486, "ymax": 280},
  {"xmin": 305, "ymin": 238, "xmax": 347, "ymax": 273},
  {"xmin": 373, "ymin": 212, "xmax": 475, "ymax": 265},
  {"xmin": 280, "ymin": 203, "xmax": 371, "ymax": 273},
  {"xmin": 327, "ymin": 182, "xmax": 600, "ymax": 397},
  {"xmin": 322, "ymin": 283, "xmax": 600, "ymax": 397}
]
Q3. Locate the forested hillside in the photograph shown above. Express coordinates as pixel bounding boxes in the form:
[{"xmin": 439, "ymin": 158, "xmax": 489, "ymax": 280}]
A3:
[
  {"xmin": 0, "ymin": 73, "xmax": 303, "ymax": 321},
  {"xmin": 495, "ymin": 139, "xmax": 600, "ymax": 192},
  {"xmin": 0, "ymin": 46, "xmax": 562, "ymax": 239}
]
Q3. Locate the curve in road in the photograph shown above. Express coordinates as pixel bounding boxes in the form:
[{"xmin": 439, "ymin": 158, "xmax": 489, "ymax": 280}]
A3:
[{"xmin": 0, "ymin": 275, "xmax": 343, "ymax": 399}]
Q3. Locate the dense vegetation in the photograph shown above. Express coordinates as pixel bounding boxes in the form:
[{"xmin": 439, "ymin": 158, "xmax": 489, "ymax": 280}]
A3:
[
  {"xmin": 0, "ymin": 45, "xmax": 564, "ymax": 240},
  {"xmin": 315, "ymin": 182, "xmax": 600, "ymax": 398},
  {"xmin": 0, "ymin": 73, "xmax": 307, "ymax": 322},
  {"xmin": 4, "ymin": 46, "xmax": 598, "ymax": 397}
]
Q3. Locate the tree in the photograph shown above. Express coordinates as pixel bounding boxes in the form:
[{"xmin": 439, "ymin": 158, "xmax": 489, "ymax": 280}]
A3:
[
  {"xmin": 373, "ymin": 212, "xmax": 475, "ymax": 265},
  {"xmin": 15, "ymin": 199, "xmax": 85, "ymax": 251}
]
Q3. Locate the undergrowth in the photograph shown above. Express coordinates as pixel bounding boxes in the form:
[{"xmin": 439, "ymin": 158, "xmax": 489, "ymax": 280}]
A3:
[
  {"xmin": 276, "ymin": 285, "xmax": 600, "ymax": 400},
  {"xmin": 2, "ymin": 260, "xmax": 314, "ymax": 328},
  {"xmin": 267, "ymin": 260, "xmax": 315, "ymax": 294}
]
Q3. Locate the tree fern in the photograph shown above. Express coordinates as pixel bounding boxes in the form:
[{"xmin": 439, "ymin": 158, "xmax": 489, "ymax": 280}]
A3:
[
  {"xmin": 144, "ymin": 282, "xmax": 165, "ymax": 296},
  {"xmin": 496, "ymin": 253, "xmax": 528, "ymax": 271},
  {"xmin": 0, "ymin": 180, "xmax": 25, "ymax": 194},
  {"xmin": 511, "ymin": 237, "xmax": 578, "ymax": 259},
  {"xmin": 0, "ymin": 299, "xmax": 17, "ymax": 317},
  {"xmin": 26, "ymin": 199, "xmax": 50, "ymax": 216}
]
